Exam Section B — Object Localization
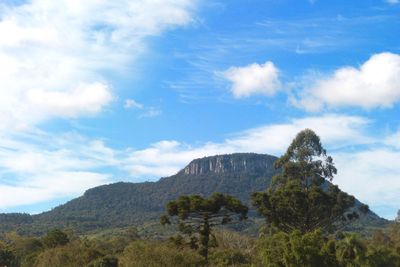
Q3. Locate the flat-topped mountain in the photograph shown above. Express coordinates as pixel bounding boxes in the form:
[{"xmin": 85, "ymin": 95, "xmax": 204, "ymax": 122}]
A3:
[{"xmin": 0, "ymin": 153, "xmax": 387, "ymax": 235}]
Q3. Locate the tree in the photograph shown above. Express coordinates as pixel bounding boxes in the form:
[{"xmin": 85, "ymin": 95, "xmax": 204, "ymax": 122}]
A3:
[
  {"xmin": 42, "ymin": 229, "xmax": 69, "ymax": 248},
  {"xmin": 160, "ymin": 193, "xmax": 248, "ymax": 262},
  {"xmin": 336, "ymin": 234, "xmax": 367, "ymax": 266},
  {"xmin": 252, "ymin": 129, "xmax": 368, "ymax": 234},
  {"xmin": 0, "ymin": 249, "xmax": 17, "ymax": 267},
  {"xmin": 256, "ymin": 230, "xmax": 338, "ymax": 267}
]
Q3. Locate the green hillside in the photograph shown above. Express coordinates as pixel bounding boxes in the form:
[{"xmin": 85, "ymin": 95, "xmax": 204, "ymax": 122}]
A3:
[{"xmin": 0, "ymin": 153, "xmax": 387, "ymax": 236}]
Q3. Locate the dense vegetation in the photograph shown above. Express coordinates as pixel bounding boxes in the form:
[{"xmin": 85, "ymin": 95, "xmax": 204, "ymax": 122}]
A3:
[
  {"xmin": 161, "ymin": 193, "xmax": 248, "ymax": 262},
  {"xmin": 252, "ymin": 129, "xmax": 368, "ymax": 234},
  {"xmin": 1, "ymin": 219, "xmax": 399, "ymax": 266}
]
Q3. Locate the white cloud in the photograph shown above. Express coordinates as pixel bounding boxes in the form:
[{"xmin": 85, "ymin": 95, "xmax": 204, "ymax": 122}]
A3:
[
  {"xmin": 221, "ymin": 61, "xmax": 281, "ymax": 98},
  {"xmin": 0, "ymin": 0, "xmax": 196, "ymax": 131},
  {"xmin": 0, "ymin": 133, "xmax": 118, "ymax": 209},
  {"xmin": 0, "ymin": 0, "xmax": 198, "ymax": 211},
  {"xmin": 124, "ymin": 99, "xmax": 162, "ymax": 118},
  {"xmin": 124, "ymin": 99, "xmax": 144, "ymax": 109},
  {"xmin": 385, "ymin": 130, "xmax": 400, "ymax": 148},
  {"xmin": 0, "ymin": 172, "xmax": 110, "ymax": 208},
  {"xmin": 295, "ymin": 52, "xmax": 400, "ymax": 111},
  {"xmin": 26, "ymin": 82, "xmax": 113, "ymax": 118},
  {"xmin": 334, "ymin": 149, "xmax": 400, "ymax": 219}
]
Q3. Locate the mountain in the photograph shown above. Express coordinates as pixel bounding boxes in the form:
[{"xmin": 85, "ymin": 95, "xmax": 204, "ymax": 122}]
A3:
[{"xmin": 0, "ymin": 153, "xmax": 387, "ymax": 236}]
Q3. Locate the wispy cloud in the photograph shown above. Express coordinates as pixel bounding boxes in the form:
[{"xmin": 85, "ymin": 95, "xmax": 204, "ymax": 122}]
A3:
[
  {"xmin": 124, "ymin": 99, "xmax": 144, "ymax": 110},
  {"xmin": 139, "ymin": 107, "xmax": 163, "ymax": 118},
  {"xmin": 0, "ymin": 132, "xmax": 118, "ymax": 209},
  {"xmin": 386, "ymin": 0, "xmax": 400, "ymax": 5},
  {"xmin": 0, "ymin": 0, "xmax": 197, "ymax": 132}
]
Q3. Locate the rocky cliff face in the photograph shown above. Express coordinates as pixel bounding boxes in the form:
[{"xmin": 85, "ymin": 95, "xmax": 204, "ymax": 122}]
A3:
[{"xmin": 181, "ymin": 153, "xmax": 277, "ymax": 175}]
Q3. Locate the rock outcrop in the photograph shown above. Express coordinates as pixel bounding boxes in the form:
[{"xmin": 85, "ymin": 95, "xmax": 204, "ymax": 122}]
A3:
[{"xmin": 181, "ymin": 153, "xmax": 276, "ymax": 175}]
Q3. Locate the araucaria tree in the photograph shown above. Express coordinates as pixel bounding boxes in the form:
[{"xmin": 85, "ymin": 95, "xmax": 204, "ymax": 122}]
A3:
[
  {"xmin": 252, "ymin": 129, "xmax": 368, "ymax": 234},
  {"xmin": 160, "ymin": 193, "xmax": 248, "ymax": 262}
]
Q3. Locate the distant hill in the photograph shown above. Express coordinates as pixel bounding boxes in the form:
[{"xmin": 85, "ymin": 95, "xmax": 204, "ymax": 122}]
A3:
[{"xmin": 0, "ymin": 153, "xmax": 388, "ymax": 236}]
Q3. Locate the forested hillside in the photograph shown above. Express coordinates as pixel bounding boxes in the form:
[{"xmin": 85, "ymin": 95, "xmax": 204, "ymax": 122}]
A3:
[{"xmin": 0, "ymin": 153, "xmax": 386, "ymax": 236}]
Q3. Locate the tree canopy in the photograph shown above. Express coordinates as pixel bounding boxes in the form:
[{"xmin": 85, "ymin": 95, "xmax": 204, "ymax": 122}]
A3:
[
  {"xmin": 160, "ymin": 192, "xmax": 248, "ymax": 262},
  {"xmin": 252, "ymin": 129, "xmax": 368, "ymax": 234}
]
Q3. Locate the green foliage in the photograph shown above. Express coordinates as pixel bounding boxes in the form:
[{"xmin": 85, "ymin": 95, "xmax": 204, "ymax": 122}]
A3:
[
  {"xmin": 252, "ymin": 129, "xmax": 367, "ymax": 234},
  {"xmin": 257, "ymin": 230, "xmax": 338, "ymax": 267},
  {"xmin": 87, "ymin": 256, "xmax": 118, "ymax": 267},
  {"xmin": 0, "ymin": 220, "xmax": 399, "ymax": 267},
  {"xmin": 119, "ymin": 240, "xmax": 205, "ymax": 267},
  {"xmin": 209, "ymin": 249, "xmax": 250, "ymax": 266},
  {"xmin": 42, "ymin": 229, "xmax": 69, "ymax": 248},
  {"xmin": 0, "ymin": 248, "xmax": 18, "ymax": 267},
  {"xmin": 161, "ymin": 193, "xmax": 248, "ymax": 261},
  {"xmin": 34, "ymin": 240, "xmax": 102, "ymax": 267},
  {"xmin": 335, "ymin": 234, "xmax": 367, "ymax": 266},
  {"xmin": 6, "ymin": 234, "xmax": 44, "ymax": 267}
]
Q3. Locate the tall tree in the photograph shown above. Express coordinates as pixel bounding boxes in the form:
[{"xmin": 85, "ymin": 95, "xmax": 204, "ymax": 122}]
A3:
[
  {"xmin": 252, "ymin": 129, "xmax": 368, "ymax": 234},
  {"xmin": 160, "ymin": 193, "xmax": 248, "ymax": 262}
]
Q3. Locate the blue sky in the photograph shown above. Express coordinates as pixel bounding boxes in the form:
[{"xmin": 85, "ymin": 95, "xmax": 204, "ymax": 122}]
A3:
[{"xmin": 0, "ymin": 0, "xmax": 399, "ymax": 219}]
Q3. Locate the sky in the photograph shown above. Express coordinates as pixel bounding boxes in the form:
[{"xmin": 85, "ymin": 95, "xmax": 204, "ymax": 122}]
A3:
[{"xmin": 0, "ymin": 0, "xmax": 399, "ymax": 219}]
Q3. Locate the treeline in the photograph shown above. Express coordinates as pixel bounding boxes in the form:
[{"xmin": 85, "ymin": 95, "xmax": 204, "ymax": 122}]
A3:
[{"xmin": 0, "ymin": 224, "xmax": 400, "ymax": 266}]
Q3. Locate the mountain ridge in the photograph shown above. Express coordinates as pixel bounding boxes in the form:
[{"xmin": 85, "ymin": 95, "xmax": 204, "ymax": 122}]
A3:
[{"xmin": 0, "ymin": 153, "xmax": 387, "ymax": 236}]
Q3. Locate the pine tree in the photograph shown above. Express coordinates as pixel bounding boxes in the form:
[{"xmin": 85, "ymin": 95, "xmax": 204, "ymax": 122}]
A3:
[
  {"xmin": 160, "ymin": 193, "xmax": 248, "ymax": 262},
  {"xmin": 252, "ymin": 129, "xmax": 368, "ymax": 234}
]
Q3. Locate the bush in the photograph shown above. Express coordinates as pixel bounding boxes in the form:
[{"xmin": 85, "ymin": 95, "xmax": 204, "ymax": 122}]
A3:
[
  {"xmin": 34, "ymin": 240, "xmax": 103, "ymax": 267},
  {"xmin": 42, "ymin": 229, "xmax": 69, "ymax": 248},
  {"xmin": 119, "ymin": 240, "xmax": 205, "ymax": 267},
  {"xmin": 209, "ymin": 249, "xmax": 250, "ymax": 266},
  {"xmin": 257, "ymin": 230, "xmax": 338, "ymax": 267},
  {"xmin": 87, "ymin": 256, "xmax": 118, "ymax": 267}
]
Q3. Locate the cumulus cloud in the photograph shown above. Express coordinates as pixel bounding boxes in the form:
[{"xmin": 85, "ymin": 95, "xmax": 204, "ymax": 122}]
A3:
[
  {"xmin": 221, "ymin": 61, "xmax": 281, "ymax": 98},
  {"xmin": 294, "ymin": 52, "xmax": 400, "ymax": 111},
  {"xmin": 0, "ymin": 0, "xmax": 196, "ymax": 131}
]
